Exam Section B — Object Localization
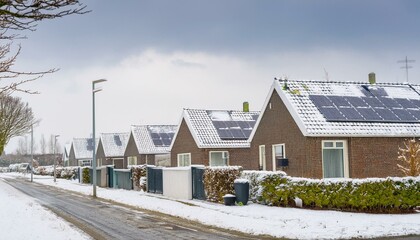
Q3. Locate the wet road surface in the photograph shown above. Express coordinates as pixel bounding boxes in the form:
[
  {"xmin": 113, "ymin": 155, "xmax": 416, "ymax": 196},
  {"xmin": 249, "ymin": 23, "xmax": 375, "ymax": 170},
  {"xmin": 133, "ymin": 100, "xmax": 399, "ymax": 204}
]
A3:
[{"xmin": 3, "ymin": 178, "xmax": 269, "ymax": 240}]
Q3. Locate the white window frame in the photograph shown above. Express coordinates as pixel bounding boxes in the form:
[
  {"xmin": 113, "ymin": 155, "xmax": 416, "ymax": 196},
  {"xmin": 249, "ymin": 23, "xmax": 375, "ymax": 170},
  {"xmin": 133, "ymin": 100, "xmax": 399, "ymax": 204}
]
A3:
[
  {"xmin": 177, "ymin": 153, "xmax": 191, "ymax": 167},
  {"xmin": 321, "ymin": 140, "xmax": 349, "ymax": 178},
  {"xmin": 209, "ymin": 151, "xmax": 229, "ymax": 167},
  {"xmin": 259, "ymin": 145, "xmax": 266, "ymax": 170},
  {"xmin": 97, "ymin": 158, "xmax": 102, "ymax": 167},
  {"xmin": 272, "ymin": 144, "xmax": 286, "ymax": 171},
  {"xmin": 127, "ymin": 156, "xmax": 137, "ymax": 166}
]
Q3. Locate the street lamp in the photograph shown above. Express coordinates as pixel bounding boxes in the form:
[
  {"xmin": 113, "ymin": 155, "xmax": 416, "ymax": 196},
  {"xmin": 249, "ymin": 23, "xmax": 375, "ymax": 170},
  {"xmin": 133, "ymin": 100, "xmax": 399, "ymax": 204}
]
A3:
[
  {"xmin": 53, "ymin": 135, "xmax": 60, "ymax": 183},
  {"xmin": 92, "ymin": 79, "xmax": 107, "ymax": 198}
]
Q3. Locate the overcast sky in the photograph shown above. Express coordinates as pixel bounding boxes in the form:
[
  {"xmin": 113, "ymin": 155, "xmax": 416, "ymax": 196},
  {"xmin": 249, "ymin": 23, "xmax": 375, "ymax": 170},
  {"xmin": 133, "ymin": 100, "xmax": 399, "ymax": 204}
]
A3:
[{"xmin": 5, "ymin": 0, "xmax": 420, "ymax": 153}]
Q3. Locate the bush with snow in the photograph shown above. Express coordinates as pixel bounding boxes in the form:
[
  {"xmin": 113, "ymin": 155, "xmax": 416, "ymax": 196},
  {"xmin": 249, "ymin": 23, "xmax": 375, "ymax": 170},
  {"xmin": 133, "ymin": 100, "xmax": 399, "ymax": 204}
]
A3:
[
  {"xmin": 130, "ymin": 165, "xmax": 148, "ymax": 191},
  {"xmin": 204, "ymin": 166, "xmax": 242, "ymax": 203},
  {"xmin": 240, "ymin": 170, "xmax": 287, "ymax": 203},
  {"xmin": 259, "ymin": 174, "xmax": 420, "ymax": 213}
]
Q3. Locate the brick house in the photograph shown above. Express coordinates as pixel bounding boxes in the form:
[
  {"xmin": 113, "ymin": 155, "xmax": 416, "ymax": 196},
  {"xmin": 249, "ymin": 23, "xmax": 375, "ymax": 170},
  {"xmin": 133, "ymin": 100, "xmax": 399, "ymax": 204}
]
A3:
[
  {"xmin": 124, "ymin": 125, "xmax": 177, "ymax": 167},
  {"xmin": 68, "ymin": 138, "xmax": 98, "ymax": 166},
  {"xmin": 95, "ymin": 132, "xmax": 130, "ymax": 169},
  {"xmin": 170, "ymin": 109, "xmax": 260, "ymax": 168},
  {"xmin": 249, "ymin": 78, "xmax": 420, "ymax": 178}
]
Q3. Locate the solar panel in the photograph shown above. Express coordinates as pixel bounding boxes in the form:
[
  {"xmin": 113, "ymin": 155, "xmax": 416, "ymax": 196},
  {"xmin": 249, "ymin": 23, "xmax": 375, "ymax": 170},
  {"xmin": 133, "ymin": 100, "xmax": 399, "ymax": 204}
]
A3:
[
  {"xmin": 328, "ymin": 96, "xmax": 351, "ymax": 107},
  {"xmin": 212, "ymin": 121, "xmax": 228, "ymax": 129},
  {"xmin": 217, "ymin": 129, "xmax": 234, "ymax": 139},
  {"xmin": 364, "ymin": 86, "xmax": 388, "ymax": 97},
  {"xmin": 340, "ymin": 108, "xmax": 364, "ymax": 121},
  {"xmin": 252, "ymin": 115, "xmax": 259, "ymax": 121},
  {"xmin": 356, "ymin": 108, "xmax": 382, "ymax": 121},
  {"xmin": 410, "ymin": 99, "xmax": 420, "ymax": 108},
  {"xmin": 408, "ymin": 109, "xmax": 420, "ymax": 120},
  {"xmin": 345, "ymin": 97, "xmax": 368, "ymax": 107},
  {"xmin": 395, "ymin": 98, "xmax": 418, "ymax": 109},
  {"xmin": 150, "ymin": 133, "xmax": 160, "ymax": 139},
  {"xmin": 242, "ymin": 129, "xmax": 252, "ymax": 137},
  {"xmin": 114, "ymin": 135, "xmax": 122, "ymax": 146},
  {"xmin": 162, "ymin": 138, "xmax": 172, "ymax": 146},
  {"xmin": 362, "ymin": 97, "xmax": 384, "ymax": 108},
  {"xmin": 374, "ymin": 108, "xmax": 400, "ymax": 121},
  {"xmin": 392, "ymin": 109, "xmax": 417, "ymax": 122},
  {"xmin": 309, "ymin": 95, "xmax": 333, "ymax": 107},
  {"xmin": 378, "ymin": 97, "xmax": 401, "ymax": 109},
  {"xmin": 168, "ymin": 133, "xmax": 175, "ymax": 139},
  {"xmin": 237, "ymin": 121, "xmax": 252, "ymax": 129},
  {"xmin": 318, "ymin": 107, "xmax": 346, "ymax": 121},
  {"xmin": 225, "ymin": 121, "xmax": 240, "ymax": 128},
  {"xmin": 152, "ymin": 138, "xmax": 163, "ymax": 146},
  {"xmin": 230, "ymin": 128, "xmax": 247, "ymax": 139}
]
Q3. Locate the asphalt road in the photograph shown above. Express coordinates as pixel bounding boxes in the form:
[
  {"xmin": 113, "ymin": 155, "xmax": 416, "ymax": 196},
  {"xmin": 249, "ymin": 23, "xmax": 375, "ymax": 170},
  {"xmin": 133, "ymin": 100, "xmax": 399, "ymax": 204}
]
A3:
[{"xmin": 3, "ymin": 178, "xmax": 268, "ymax": 240}]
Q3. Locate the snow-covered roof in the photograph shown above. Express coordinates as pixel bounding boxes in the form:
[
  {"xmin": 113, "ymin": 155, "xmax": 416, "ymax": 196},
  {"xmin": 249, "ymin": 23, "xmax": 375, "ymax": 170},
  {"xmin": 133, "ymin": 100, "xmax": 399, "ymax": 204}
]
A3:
[
  {"xmin": 71, "ymin": 138, "xmax": 99, "ymax": 160},
  {"xmin": 99, "ymin": 132, "xmax": 130, "ymax": 157},
  {"xmin": 256, "ymin": 79, "xmax": 420, "ymax": 137},
  {"xmin": 177, "ymin": 109, "xmax": 260, "ymax": 148},
  {"xmin": 131, "ymin": 125, "xmax": 177, "ymax": 154}
]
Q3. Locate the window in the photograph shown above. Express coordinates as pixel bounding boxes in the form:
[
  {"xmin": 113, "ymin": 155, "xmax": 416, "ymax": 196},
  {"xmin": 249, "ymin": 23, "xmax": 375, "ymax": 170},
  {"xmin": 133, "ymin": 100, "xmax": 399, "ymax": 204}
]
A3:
[
  {"xmin": 209, "ymin": 151, "xmax": 229, "ymax": 167},
  {"xmin": 259, "ymin": 145, "xmax": 266, "ymax": 170},
  {"xmin": 322, "ymin": 140, "xmax": 348, "ymax": 178},
  {"xmin": 272, "ymin": 144, "xmax": 285, "ymax": 171},
  {"xmin": 97, "ymin": 158, "xmax": 102, "ymax": 167},
  {"xmin": 177, "ymin": 153, "xmax": 191, "ymax": 167},
  {"xmin": 128, "ymin": 156, "xmax": 137, "ymax": 166},
  {"xmin": 78, "ymin": 160, "xmax": 91, "ymax": 167}
]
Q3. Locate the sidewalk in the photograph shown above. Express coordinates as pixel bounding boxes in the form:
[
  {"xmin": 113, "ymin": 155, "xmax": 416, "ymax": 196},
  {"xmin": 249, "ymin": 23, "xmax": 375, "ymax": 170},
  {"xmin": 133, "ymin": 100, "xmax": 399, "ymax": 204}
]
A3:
[{"xmin": 1, "ymin": 172, "xmax": 419, "ymax": 239}]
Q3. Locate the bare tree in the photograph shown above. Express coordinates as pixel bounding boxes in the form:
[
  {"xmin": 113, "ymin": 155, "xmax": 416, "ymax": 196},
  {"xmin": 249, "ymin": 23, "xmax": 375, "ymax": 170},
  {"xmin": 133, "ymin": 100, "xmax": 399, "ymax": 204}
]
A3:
[
  {"xmin": 0, "ymin": 93, "xmax": 37, "ymax": 154},
  {"xmin": 39, "ymin": 134, "xmax": 47, "ymax": 154},
  {"xmin": 398, "ymin": 138, "xmax": 420, "ymax": 176},
  {"xmin": 0, "ymin": 1, "xmax": 88, "ymax": 94}
]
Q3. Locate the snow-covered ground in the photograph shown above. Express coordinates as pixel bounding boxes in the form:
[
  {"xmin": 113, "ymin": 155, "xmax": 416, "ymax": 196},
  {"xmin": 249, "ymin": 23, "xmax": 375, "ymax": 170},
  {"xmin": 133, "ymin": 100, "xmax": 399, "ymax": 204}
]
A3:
[
  {"xmin": 1, "ymin": 172, "xmax": 419, "ymax": 240},
  {"xmin": 0, "ymin": 176, "xmax": 90, "ymax": 240}
]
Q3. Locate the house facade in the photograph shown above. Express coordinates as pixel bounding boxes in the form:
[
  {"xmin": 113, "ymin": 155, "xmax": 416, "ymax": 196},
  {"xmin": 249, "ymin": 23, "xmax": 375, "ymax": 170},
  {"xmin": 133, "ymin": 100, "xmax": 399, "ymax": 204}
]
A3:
[
  {"xmin": 68, "ymin": 138, "xmax": 98, "ymax": 166},
  {"xmin": 124, "ymin": 125, "xmax": 177, "ymax": 168},
  {"xmin": 249, "ymin": 79, "xmax": 420, "ymax": 178},
  {"xmin": 96, "ymin": 132, "xmax": 130, "ymax": 169},
  {"xmin": 170, "ymin": 109, "xmax": 260, "ymax": 169}
]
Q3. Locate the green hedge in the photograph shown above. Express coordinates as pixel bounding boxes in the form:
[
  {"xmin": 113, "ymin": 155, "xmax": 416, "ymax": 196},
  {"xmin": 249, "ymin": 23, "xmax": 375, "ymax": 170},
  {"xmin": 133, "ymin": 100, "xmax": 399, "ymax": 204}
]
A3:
[
  {"xmin": 82, "ymin": 167, "xmax": 90, "ymax": 184},
  {"xmin": 260, "ymin": 175, "xmax": 420, "ymax": 213},
  {"xmin": 240, "ymin": 170, "xmax": 287, "ymax": 202},
  {"xmin": 204, "ymin": 166, "xmax": 242, "ymax": 203}
]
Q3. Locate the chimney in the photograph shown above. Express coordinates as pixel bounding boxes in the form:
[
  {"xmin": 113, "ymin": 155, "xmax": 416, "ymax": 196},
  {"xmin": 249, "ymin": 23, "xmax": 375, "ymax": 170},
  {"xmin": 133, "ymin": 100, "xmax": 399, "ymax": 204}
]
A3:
[
  {"xmin": 243, "ymin": 102, "xmax": 249, "ymax": 112},
  {"xmin": 368, "ymin": 72, "xmax": 376, "ymax": 84}
]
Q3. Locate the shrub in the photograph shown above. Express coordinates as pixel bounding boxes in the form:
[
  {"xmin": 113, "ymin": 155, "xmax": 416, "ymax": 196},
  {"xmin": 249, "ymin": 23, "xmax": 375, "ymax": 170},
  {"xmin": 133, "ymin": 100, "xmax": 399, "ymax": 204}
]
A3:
[
  {"xmin": 259, "ymin": 175, "xmax": 420, "ymax": 213},
  {"xmin": 240, "ymin": 170, "xmax": 287, "ymax": 203},
  {"xmin": 60, "ymin": 167, "xmax": 78, "ymax": 180},
  {"xmin": 130, "ymin": 165, "xmax": 147, "ymax": 191},
  {"xmin": 82, "ymin": 167, "xmax": 90, "ymax": 184},
  {"xmin": 203, "ymin": 166, "xmax": 242, "ymax": 203}
]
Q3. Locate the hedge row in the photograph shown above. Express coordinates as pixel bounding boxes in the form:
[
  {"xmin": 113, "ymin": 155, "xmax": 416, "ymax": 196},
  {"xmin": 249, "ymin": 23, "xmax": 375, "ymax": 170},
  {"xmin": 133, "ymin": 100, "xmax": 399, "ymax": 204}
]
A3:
[
  {"xmin": 259, "ymin": 174, "xmax": 420, "ymax": 213},
  {"xmin": 204, "ymin": 166, "xmax": 242, "ymax": 203}
]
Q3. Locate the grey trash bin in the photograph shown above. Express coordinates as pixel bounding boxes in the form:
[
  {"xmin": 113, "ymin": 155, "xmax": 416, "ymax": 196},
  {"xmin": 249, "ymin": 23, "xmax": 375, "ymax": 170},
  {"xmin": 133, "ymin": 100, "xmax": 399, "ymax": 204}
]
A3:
[{"xmin": 234, "ymin": 179, "xmax": 249, "ymax": 205}]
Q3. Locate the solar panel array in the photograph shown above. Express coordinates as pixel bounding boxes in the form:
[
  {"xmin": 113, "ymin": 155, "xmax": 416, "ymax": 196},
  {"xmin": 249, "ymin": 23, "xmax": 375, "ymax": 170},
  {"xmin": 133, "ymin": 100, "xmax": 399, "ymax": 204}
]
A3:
[
  {"xmin": 148, "ymin": 131, "xmax": 175, "ymax": 147},
  {"xmin": 309, "ymin": 89, "xmax": 420, "ymax": 123},
  {"xmin": 113, "ymin": 135, "xmax": 122, "ymax": 146},
  {"xmin": 211, "ymin": 120, "xmax": 256, "ymax": 140}
]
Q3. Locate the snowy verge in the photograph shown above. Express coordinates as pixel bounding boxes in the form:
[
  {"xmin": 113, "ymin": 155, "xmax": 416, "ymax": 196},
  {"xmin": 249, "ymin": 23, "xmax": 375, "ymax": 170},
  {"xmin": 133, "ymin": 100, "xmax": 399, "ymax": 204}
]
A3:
[
  {"xmin": 0, "ymin": 177, "xmax": 90, "ymax": 240},
  {"xmin": 2, "ymin": 173, "xmax": 419, "ymax": 240}
]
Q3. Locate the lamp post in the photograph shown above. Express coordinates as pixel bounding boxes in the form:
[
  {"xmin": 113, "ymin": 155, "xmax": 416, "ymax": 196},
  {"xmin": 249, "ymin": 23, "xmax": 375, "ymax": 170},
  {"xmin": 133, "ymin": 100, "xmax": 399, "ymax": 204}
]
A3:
[
  {"xmin": 30, "ymin": 125, "xmax": 33, "ymax": 182},
  {"xmin": 53, "ymin": 135, "xmax": 60, "ymax": 183},
  {"xmin": 92, "ymin": 79, "xmax": 107, "ymax": 198}
]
